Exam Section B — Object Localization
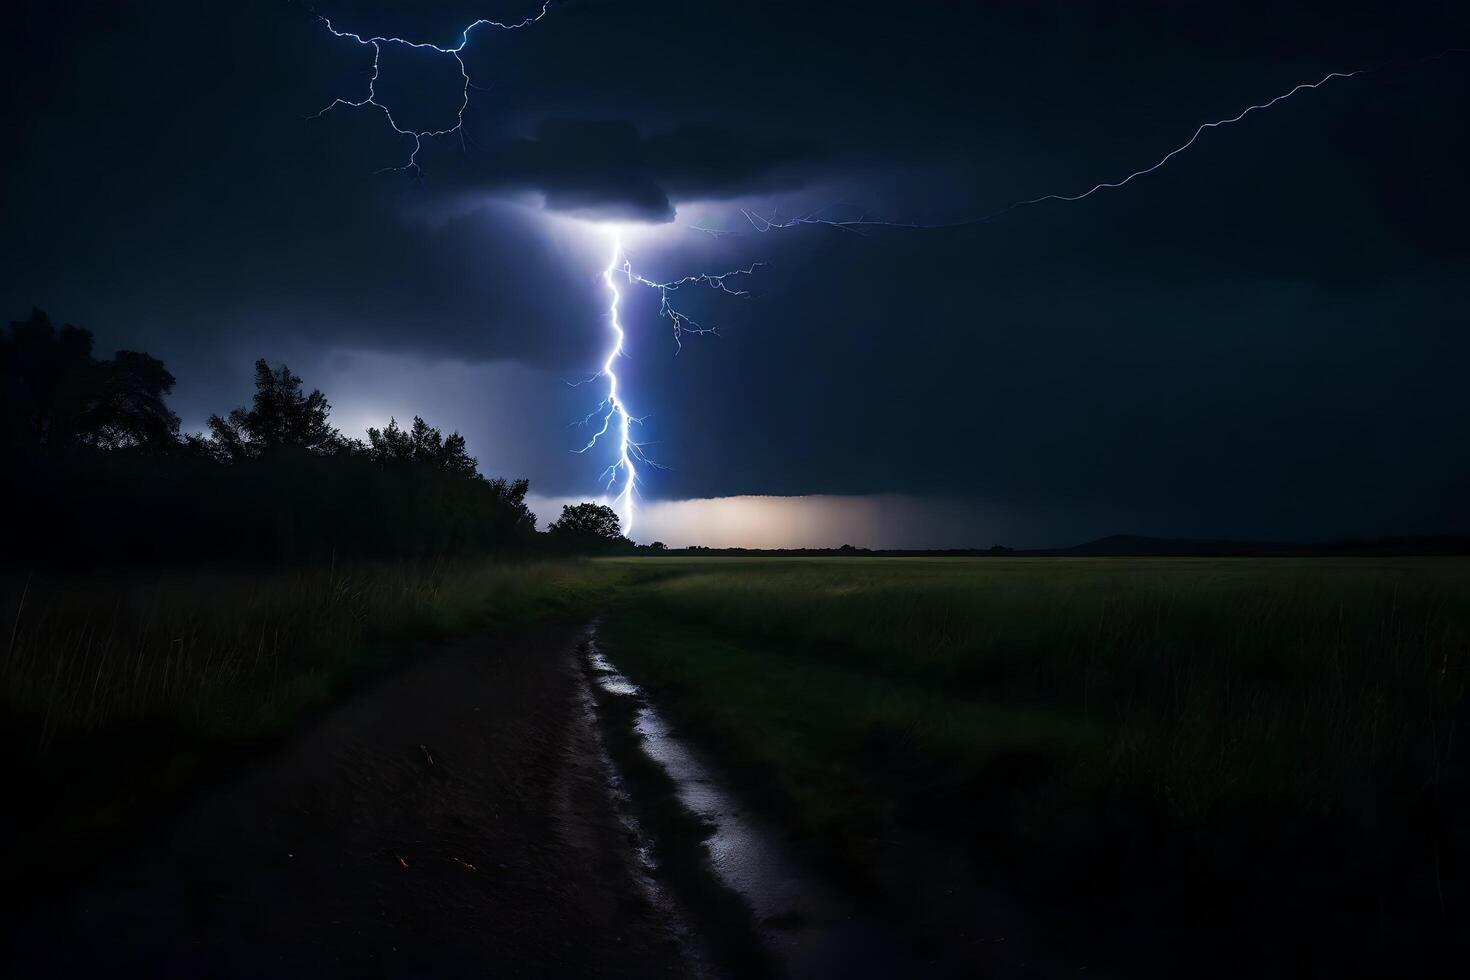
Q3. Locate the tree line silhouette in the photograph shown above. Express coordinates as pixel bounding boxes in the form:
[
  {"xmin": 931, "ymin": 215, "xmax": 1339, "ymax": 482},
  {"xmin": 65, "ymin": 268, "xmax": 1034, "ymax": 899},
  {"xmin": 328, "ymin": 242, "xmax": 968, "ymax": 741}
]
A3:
[{"xmin": 2, "ymin": 309, "xmax": 629, "ymax": 566}]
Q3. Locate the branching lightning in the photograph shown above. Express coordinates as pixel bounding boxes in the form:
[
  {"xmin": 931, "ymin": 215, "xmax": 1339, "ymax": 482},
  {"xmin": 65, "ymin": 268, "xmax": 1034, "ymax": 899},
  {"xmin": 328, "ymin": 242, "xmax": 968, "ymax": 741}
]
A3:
[
  {"xmin": 569, "ymin": 234, "xmax": 764, "ymax": 533},
  {"xmin": 571, "ymin": 234, "xmax": 641, "ymax": 533},
  {"xmin": 312, "ymin": 3, "xmax": 551, "ymax": 175},
  {"xmin": 311, "ymin": 4, "xmax": 763, "ymax": 535},
  {"xmin": 622, "ymin": 260, "xmax": 767, "ymax": 352}
]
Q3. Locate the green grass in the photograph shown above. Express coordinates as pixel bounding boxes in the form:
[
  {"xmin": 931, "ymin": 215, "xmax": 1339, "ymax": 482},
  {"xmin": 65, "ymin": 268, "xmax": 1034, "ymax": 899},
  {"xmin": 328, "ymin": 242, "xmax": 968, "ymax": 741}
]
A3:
[
  {"xmin": 2, "ymin": 558, "xmax": 627, "ymax": 751},
  {"xmin": 7, "ymin": 554, "xmax": 1469, "ymax": 945},
  {"xmin": 594, "ymin": 557, "xmax": 1470, "ymax": 925},
  {"xmin": 0, "ymin": 557, "xmax": 631, "ymax": 900}
]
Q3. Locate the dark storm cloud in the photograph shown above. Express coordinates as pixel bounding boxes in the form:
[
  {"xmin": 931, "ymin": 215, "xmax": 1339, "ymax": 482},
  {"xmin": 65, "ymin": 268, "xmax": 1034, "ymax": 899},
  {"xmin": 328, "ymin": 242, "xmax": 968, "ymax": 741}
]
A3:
[
  {"xmin": 629, "ymin": 222, "xmax": 1470, "ymax": 542},
  {"xmin": 0, "ymin": 2, "xmax": 609, "ymax": 370},
  {"xmin": 440, "ymin": 118, "xmax": 818, "ymax": 222},
  {"xmin": 3, "ymin": 0, "xmax": 1469, "ymax": 543}
]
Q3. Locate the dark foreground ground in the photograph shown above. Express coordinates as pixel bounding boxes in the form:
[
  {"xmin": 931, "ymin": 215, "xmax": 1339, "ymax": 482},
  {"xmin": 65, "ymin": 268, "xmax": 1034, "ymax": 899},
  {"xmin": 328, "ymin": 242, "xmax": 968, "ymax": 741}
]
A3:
[
  {"xmin": 4, "ymin": 625, "xmax": 688, "ymax": 978},
  {"xmin": 9, "ymin": 555, "xmax": 1466, "ymax": 978},
  {"xmin": 2, "ymin": 618, "xmax": 1109, "ymax": 980}
]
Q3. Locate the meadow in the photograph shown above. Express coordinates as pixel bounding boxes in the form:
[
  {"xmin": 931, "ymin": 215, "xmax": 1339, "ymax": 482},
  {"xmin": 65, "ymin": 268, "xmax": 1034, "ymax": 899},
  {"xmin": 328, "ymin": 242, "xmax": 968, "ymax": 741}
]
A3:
[
  {"xmin": 6, "ymin": 554, "xmax": 1467, "ymax": 962},
  {"xmin": 595, "ymin": 557, "xmax": 1470, "ymax": 960},
  {"xmin": 0, "ymin": 557, "xmax": 627, "ymax": 900},
  {"xmin": 2, "ymin": 559, "xmax": 627, "ymax": 749}
]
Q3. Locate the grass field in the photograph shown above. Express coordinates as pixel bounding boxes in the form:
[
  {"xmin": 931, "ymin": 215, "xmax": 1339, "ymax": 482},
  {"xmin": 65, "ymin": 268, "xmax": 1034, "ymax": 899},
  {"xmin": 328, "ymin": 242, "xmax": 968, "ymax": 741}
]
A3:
[
  {"xmin": 2, "ymin": 558, "xmax": 625, "ymax": 751},
  {"xmin": 0, "ymin": 557, "xmax": 628, "ymax": 900},
  {"xmin": 6, "ymin": 554, "xmax": 1468, "ymax": 959},
  {"xmin": 595, "ymin": 557, "xmax": 1470, "ymax": 956}
]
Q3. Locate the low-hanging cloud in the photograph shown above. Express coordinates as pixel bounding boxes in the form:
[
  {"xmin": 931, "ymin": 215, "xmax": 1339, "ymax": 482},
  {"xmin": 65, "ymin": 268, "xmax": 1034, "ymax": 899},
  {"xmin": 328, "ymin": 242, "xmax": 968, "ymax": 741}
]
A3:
[{"xmin": 439, "ymin": 118, "xmax": 820, "ymax": 222}]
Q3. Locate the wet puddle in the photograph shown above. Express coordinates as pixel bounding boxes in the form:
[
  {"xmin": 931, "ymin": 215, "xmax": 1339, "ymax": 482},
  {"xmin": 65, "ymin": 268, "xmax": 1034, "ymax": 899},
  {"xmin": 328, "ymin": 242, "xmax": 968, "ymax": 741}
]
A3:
[{"xmin": 583, "ymin": 627, "xmax": 909, "ymax": 979}]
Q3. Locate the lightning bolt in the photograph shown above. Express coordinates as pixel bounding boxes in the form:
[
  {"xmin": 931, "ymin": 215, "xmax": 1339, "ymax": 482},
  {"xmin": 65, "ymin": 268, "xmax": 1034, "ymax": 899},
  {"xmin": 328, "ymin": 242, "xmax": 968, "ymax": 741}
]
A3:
[
  {"xmin": 727, "ymin": 56, "xmax": 1461, "ymax": 234},
  {"xmin": 569, "ymin": 234, "xmax": 765, "ymax": 533},
  {"xmin": 311, "ymin": 4, "xmax": 764, "ymax": 535},
  {"xmin": 1002, "ymin": 70, "xmax": 1363, "ymax": 210},
  {"xmin": 622, "ymin": 260, "xmax": 767, "ymax": 353},
  {"xmin": 572, "ymin": 233, "xmax": 641, "ymax": 533},
  {"xmin": 311, "ymin": 3, "xmax": 552, "ymax": 175}
]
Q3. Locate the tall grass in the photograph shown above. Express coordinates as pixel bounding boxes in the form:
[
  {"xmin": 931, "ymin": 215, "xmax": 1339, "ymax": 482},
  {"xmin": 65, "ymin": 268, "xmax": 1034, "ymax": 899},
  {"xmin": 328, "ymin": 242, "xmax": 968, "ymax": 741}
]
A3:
[
  {"xmin": 0, "ymin": 557, "xmax": 633, "ymax": 901},
  {"xmin": 8, "ymin": 554, "xmax": 1468, "ymax": 945},
  {"xmin": 596, "ymin": 556, "xmax": 1470, "ymax": 937},
  {"xmin": 604, "ymin": 557, "xmax": 1470, "ymax": 822},
  {"xmin": 2, "ymin": 558, "xmax": 621, "ymax": 755}
]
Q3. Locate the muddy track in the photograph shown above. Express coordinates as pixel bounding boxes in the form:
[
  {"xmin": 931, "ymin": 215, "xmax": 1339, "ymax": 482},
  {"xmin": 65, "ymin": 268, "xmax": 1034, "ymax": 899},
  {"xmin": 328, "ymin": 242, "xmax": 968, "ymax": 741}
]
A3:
[{"xmin": 4, "ymin": 624, "xmax": 689, "ymax": 979}]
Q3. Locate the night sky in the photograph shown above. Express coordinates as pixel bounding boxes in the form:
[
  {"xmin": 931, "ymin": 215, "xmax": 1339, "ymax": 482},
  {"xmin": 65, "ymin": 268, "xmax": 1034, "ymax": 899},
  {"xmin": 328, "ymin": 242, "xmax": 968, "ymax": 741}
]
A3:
[{"xmin": 4, "ymin": 1, "xmax": 1467, "ymax": 546}]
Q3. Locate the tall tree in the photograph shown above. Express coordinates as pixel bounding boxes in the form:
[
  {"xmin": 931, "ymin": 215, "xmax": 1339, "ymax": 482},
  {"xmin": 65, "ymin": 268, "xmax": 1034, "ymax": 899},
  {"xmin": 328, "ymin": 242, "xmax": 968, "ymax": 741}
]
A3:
[
  {"xmin": 208, "ymin": 359, "xmax": 340, "ymax": 459},
  {"xmin": 80, "ymin": 350, "xmax": 181, "ymax": 449},
  {"xmin": 365, "ymin": 415, "xmax": 478, "ymax": 475},
  {"xmin": 1, "ymin": 308, "xmax": 179, "ymax": 452},
  {"xmin": 547, "ymin": 502, "xmax": 628, "ymax": 552}
]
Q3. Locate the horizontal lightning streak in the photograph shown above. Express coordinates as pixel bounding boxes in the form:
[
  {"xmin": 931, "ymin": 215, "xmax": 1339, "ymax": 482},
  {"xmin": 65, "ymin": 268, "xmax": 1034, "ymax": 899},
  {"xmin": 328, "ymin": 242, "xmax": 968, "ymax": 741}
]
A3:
[
  {"xmin": 721, "ymin": 57, "xmax": 1466, "ymax": 235},
  {"xmin": 622, "ymin": 260, "xmax": 768, "ymax": 351},
  {"xmin": 1004, "ymin": 70, "xmax": 1362, "ymax": 209}
]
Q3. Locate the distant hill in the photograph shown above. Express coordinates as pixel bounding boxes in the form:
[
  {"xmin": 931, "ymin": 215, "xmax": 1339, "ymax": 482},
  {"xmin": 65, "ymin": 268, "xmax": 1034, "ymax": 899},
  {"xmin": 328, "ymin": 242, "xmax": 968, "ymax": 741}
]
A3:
[
  {"xmin": 653, "ymin": 535, "xmax": 1470, "ymax": 557},
  {"xmin": 1043, "ymin": 534, "xmax": 1470, "ymax": 557}
]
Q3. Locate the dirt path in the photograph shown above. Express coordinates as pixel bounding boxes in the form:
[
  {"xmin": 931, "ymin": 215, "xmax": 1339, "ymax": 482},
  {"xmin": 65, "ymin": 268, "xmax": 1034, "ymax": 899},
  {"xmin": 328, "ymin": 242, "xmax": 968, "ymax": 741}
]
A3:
[{"xmin": 5, "ymin": 624, "xmax": 689, "ymax": 978}]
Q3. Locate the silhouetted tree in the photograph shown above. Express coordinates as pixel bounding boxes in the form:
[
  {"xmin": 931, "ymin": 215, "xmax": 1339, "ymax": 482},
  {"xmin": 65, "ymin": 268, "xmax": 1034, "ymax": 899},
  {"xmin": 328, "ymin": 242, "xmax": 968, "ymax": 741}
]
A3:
[
  {"xmin": 481, "ymin": 477, "xmax": 537, "ymax": 541},
  {"xmin": 81, "ymin": 350, "xmax": 182, "ymax": 450},
  {"xmin": 1, "ymin": 308, "xmax": 179, "ymax": 453},
  {"xmin": 366, "ymin": 416, "xmax": 478, "ymax": 476},
  {"xmin": 207, "ymin": 359, "xmax": 340, "ymax": 459},
  {"xmin": 5, "ymin": 317, "xmax": 542, "ymax": 565},
  {"xmin": 547, "ymin": 502, "xmax": 628, "ymax": 552}
]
